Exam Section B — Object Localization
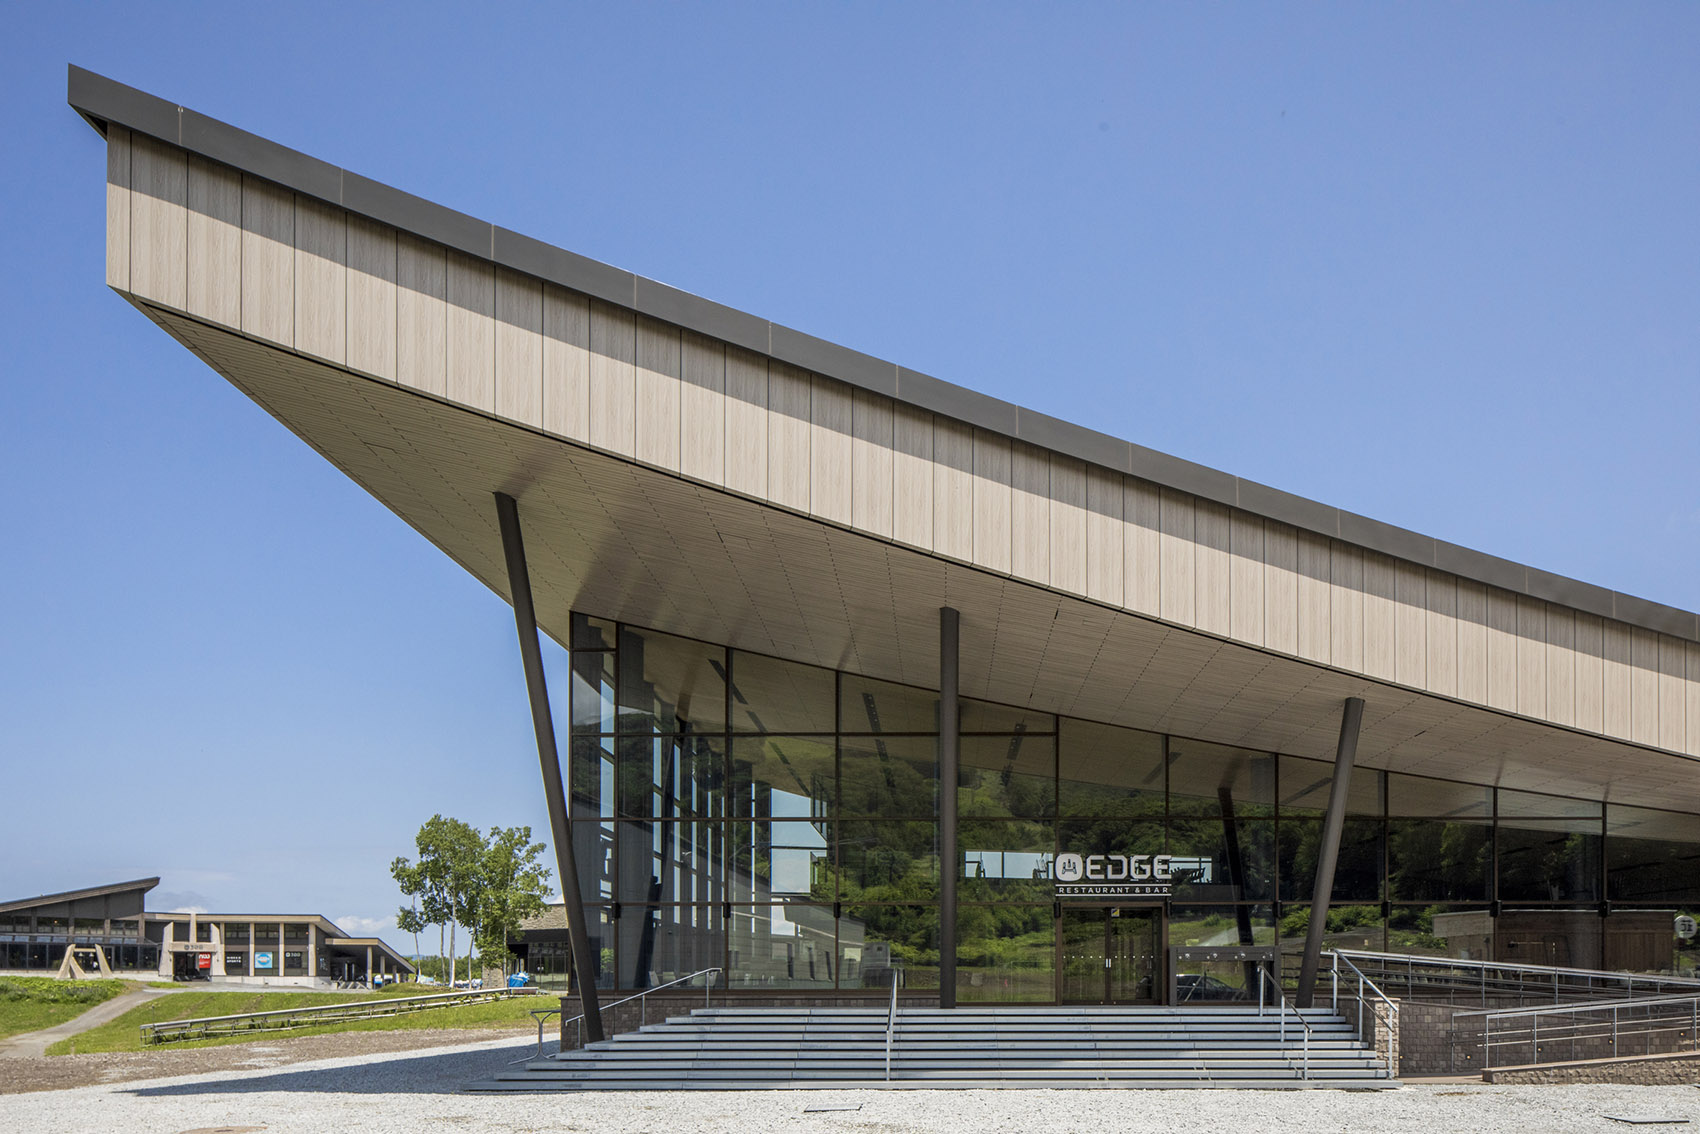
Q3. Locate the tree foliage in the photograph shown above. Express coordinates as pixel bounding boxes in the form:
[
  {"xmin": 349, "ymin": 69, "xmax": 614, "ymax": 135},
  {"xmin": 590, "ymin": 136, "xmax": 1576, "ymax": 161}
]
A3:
[{"xmin": 393, "ymin": 815, "xmax": 553, "ymax": 979}]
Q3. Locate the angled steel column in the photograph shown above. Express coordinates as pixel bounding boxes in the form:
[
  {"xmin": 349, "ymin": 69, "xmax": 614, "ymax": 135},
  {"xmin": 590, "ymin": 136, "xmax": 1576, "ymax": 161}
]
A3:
[
  {"xmin": 1295, "ymin": 696, "xmax": 1365, "ymax": 1008},
  {"xmin": 495, "ymin": 491, "xmax": 603, "ymax": 1043},
  {"xmin": 938, "ymin": 606, "xmax": 960, "ymax": 1009}
]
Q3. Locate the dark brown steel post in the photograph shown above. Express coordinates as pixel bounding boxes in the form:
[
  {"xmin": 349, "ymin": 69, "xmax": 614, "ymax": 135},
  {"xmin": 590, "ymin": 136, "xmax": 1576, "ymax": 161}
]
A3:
[{"xmin": 495, "ymin": 491, "xmax": 604, "ymax": 1043}]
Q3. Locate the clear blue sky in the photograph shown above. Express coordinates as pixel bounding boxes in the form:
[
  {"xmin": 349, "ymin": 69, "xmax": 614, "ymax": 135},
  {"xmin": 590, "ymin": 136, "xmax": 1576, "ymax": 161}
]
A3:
[{"xmin": 2, "ymin": 4, "xmax": 1695, "ymax": 956}]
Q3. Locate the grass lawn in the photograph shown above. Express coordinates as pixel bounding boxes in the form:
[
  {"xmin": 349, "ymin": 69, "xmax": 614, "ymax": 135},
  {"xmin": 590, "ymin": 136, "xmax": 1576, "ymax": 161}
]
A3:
[
  {"xmin": 51, "ymin": 985, "xmax": 545, "ymax": 1055},
  {"xmin": 0, "ymin": 977, "xmax": 137, "ymax": 1041}
]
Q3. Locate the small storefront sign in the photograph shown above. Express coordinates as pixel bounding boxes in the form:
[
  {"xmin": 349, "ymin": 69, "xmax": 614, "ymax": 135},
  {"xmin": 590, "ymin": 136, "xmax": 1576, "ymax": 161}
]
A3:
[
  {"xmin": 1053, "ymin": 852, "xmax": 1172, "ymax": 900},
  {"xmin": 196, "ymin": 952, "xmax": 212, "ymax": 970},
  {"xmin": 255, "ymin": 951, "xmax": 274, "ymax": 969}
]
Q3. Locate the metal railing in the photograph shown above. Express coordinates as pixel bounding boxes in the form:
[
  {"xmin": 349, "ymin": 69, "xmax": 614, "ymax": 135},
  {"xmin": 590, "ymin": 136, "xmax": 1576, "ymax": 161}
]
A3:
[
  {"xmin": 142, "ymin": 986, "xmax": 538, "ymax": 1044},
  {"xmin": 1329, "ymin": 951, "xmax": 1398, "ymax": 1078},
  {"xmin": 1330, "ymin": 949, "xmax": 1700, "ymax": 1007},
  {"xmin": 1256, "ymin": 963, "xmax": 1311, "ymax": 1080},
  {"xmin": 520, "ymin": 967, "xmax": 723, "ymax": 1062},
  {"xmin": 1452, "ymin": 993, "xmax": 1700, "ymax": 1071},
  {"xmin": 884, "ymin": 967, "xmax": 900, "ymax": 1081}
]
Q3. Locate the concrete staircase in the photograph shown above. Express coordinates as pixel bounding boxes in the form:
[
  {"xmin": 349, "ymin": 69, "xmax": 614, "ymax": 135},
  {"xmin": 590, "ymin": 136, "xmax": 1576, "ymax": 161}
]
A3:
[{"xmin": 472, "ymin": 1005, "xmax": 1395, "ymax": 1090}]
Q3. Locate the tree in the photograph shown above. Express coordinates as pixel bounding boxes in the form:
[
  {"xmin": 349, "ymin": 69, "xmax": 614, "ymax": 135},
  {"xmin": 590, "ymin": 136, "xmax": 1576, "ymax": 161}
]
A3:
[
  {"xmin": 394, "ymin": 817, "xmax": 555, "ymax": 984},
  {"xmin": 392, "ymin": 815, "xmax": 483, "ymax": 983},
  {"xmin": 474, "ymin": 825, "xmax": 553, "ymax": 966}
]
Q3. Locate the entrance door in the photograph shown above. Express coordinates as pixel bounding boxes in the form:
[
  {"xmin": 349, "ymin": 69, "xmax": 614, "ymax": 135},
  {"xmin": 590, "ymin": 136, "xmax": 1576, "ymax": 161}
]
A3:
[{"xmin": 1058, "ymin": 906, "xmax": 1162, "ymax": 1004}]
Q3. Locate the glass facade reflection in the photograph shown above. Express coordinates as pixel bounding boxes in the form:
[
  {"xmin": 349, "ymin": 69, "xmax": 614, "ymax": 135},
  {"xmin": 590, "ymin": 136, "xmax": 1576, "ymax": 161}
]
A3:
[{"xmin": 560, "ymin": 614, "xmax": 1700, "ymax": 998}]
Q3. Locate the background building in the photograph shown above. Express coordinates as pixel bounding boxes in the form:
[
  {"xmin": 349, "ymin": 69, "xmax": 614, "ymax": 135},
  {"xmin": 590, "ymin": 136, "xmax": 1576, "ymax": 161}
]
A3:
[{"xmin": 0, "ymin": 878, "xmax": 414, "ymax": 985}]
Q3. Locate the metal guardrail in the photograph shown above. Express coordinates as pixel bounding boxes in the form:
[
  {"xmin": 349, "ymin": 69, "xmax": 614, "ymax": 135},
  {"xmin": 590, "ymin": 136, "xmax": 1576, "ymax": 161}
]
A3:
[
  {"xmin": 1257, "ymin": 963, "xmax": 1311, "ymax": 1080},
  {"xmin": 1330, "ymin": 948, "xmax": 1700, "ymax": 1006},
  {"xmin": 1452, "ymin": 993, "xmax": 1700, "ymax": 1071},
  {"xmin": 1329, "ymin": 951, "xmax": 1398, "ymax": 1079},
  {"xmin": 520, "ymin": 967, "xmax": 723, "ymax": 1062},
  {"xmin": 141, "ymin": 986, "xmax": 539, "ymax": 1044}
]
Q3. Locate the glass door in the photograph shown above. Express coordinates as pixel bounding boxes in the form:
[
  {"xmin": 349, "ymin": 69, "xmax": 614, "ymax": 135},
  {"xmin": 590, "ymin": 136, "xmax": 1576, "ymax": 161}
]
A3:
[{"xmin": 1058, "ymin": 906, "xmax": 1162, "ymax": 1004}]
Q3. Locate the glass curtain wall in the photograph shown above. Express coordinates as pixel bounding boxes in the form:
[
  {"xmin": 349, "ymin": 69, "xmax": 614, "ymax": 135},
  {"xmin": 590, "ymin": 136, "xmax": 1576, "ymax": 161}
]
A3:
[{"xmin": 563, "ymin": 614, "xmax": 1700, "ymax": 997}]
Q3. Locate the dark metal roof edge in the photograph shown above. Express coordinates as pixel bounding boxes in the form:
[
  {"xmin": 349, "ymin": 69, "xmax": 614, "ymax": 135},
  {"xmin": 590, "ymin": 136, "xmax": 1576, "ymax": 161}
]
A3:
[
  {"xmin": 0, "ymin": 876, "xmax": 160, "ymax": 913},
  {"xmin": 65, "ymin": 64, "xmax": 1700, "ymax": 645}
]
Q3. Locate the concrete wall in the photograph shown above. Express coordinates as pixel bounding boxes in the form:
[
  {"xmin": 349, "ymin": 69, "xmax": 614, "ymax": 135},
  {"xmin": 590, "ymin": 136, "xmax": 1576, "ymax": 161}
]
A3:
[{"xmin": 103, "ymin": 130, "xmax": 1700, "ymax": 761}]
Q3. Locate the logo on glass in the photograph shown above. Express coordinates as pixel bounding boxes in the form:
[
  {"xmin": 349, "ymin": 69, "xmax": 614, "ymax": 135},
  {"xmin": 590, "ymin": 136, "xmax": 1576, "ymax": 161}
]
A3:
[{"xmin": 1054, "ymin": 853, "xmax": 1085, "ymax": 882}]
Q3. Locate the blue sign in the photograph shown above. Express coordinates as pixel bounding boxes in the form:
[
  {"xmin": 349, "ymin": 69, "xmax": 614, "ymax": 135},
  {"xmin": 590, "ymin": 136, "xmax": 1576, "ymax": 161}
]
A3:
[{"xmin": 255, "ymin": 951, "xmax": 274, "ymax": 969}]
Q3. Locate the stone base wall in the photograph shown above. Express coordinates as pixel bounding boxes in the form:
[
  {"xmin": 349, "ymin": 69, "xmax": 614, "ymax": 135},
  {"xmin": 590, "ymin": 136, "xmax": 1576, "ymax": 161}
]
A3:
[
  {"xmin": 1485, "ymin": 1052, "xmax": 1700, "ymax": 1085},
  {"xmin": 554, "ymin": 993, "xmax": 937, "ymax": 1049}
]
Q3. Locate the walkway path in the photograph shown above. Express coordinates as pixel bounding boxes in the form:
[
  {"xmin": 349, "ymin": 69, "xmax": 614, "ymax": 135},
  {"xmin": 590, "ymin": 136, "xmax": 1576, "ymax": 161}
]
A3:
[{"xmin": 0, "ymin": 986, "xmax": 176, "ymax": 1059}]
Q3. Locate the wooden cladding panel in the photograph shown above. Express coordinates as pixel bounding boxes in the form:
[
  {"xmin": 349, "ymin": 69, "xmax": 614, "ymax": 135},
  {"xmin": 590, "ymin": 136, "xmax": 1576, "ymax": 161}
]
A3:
[
  {"xmin": 186, "ymin": 154, "xmax": 241, "ymax": 326},
  {"xmin": 1262, "ymin": 521, "xmax": 1298, "ymax": 656},
  {"xmin": 1124, "ymin": 479, "xmax": 1160, "ymax": 617},
  {"xmin": 1485, "ymin": 588, "xmax": 1518, "ymax": 712},
  {"xmin": 589, "ymin": 301, "xmax": 636, "ymax": 458},
  {"xmin": 1573, "ymin": 614, "xmax": 1605, "ymax": 735},
  {"xmin": 1631, "ymin": 628, "xmax": 1659, "ymax": 747},
  {"xmin": 809, "ymin": 376, "xmax": 852, "ymax": 524},
  {"xmin": 933, "ymin": 419, "xmax": 974, "ymax": 561},
  {"xmin": 635, "ymin": 315, "xmax": 682, "ymax": 472},
  {"xmin": 294, "ymin": 198, "xmax": 346, "ymax": 365},
  {"xmin": 972, "ymin": 430, "xmax": 1013, "ymax": 574},
  {"xmin": 240, "ymin": 176, "xmax": 293, "ymax": 347},
  {"xmin": 495, "ymin": 269, "xmax": 544, "ymax": 429},
  {"xmin": 446, "ymin": 251, "xmax": 495, "ymax": 413},
  {"xmin": 1049, "ymin": 456, "xmax": 1087, "ymax": 596},
  {"xmin": 1296, "ymin": 531, "xmax": 1331, "ymax": 665},
  {"xmin": 105, "ymin": 126, "xmax": 130, "ymax": 290},
  {"xmin": 1194, "ymin": 501, "xmax": 1231, "ymax": 636},
  {"xmin": 1659, "ymin": 635, "xmax": 1687, "ymax": 754},
  {"xmin": 1603, "ymin": 620, "xmax": 1633, "ymax": 740},
  {"xmin": 1394, "ymin": 560, "xmax": 1426, "ymax": 689},
  {"xmin": 1689, "ymin": 642, "xmax": 1700, "ymax": 757},
  {"xmin": 1424, "ymin": 570, "xmax": 1457, "ymax": 697},
  {"xmin": 1158, "ymin": 489, "xmax": 1195, "ymax": 626},
  {"xmin": 681, "ymin": 331, "xmax": 727, "ymax": 486},
  {"xmin": 1010, "ymin": 444, "xmax": 1050, "ymax": 585},
  {"xmin": 1084, "ymin": 467, "xmax": 1123, "ymax": 607},
  {"xmin": 1330, "ymin": 545, "xmax": 1365, "ymax": 673},
  {"xmin": 1362, "ymin": 552, "xmax": 1396, "ymax": 681},
  {"xmin": 892, "ymin": 404, "xmax": 934, "ymax": 551},
  {"xmin": 395, "ymin": 233, "xmax": 447, "ymax": 397},
  {"xmin": 766, "ymin": 362, "xmax": 810, "ymax": 512},
  {"xmin": 129, "ymin": 134, "xmax": 187, "ymax": 310},
  {"xmin": 346, "ymin": 217, "xmax": 397, "ymax": 382},
  {"xmin": 543, "ymin": 286, "xmax": 591, "ymax": 442},
  {"xmin": 1516, "ymin": 596, "xmax": 1547, "ymax": 720},
  {"xmin": 1545, "ymin": 607, "xmax": 1576, "ymax": 728},
  {"xmin": 1456, "ymin": 582, "xmax": 1488, "ymax": 704},
  {"xmin": 1229, "ymin": 512, "xmax": 1264, "ymax": 647},
  {"xmin": 851, "ymin": 390, "xmax": 894, "ymax": 539},
  {"xmin": 723, "ymin": 346, "xmax": 768, "ymax": 498}
]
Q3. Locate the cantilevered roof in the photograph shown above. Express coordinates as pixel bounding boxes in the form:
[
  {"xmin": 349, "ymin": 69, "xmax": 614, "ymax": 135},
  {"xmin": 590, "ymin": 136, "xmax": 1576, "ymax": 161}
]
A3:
[
  {"xmin": 0, "ymin": 878, "xmax": 159, "ymax": 915},
  {"xmin": 63, "ymin": 64, "xmax": 1699, "ymax": 646}
]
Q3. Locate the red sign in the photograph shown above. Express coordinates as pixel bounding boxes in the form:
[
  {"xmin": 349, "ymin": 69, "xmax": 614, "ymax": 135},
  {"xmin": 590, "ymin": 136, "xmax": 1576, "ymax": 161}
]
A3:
[{"xmin": 197, "ymin": 953, "xmax": 213, "ymax": 970}]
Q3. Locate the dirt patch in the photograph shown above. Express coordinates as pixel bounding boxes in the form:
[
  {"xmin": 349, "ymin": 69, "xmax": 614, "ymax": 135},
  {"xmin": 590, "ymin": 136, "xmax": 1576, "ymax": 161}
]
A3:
[{"xmin": 0, "ymin": 1026, "xmax": 531, "ymax": 1095}]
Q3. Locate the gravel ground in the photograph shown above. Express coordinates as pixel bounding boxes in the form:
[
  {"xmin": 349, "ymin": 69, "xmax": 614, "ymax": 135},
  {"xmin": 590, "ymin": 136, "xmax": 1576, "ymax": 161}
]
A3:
[{"xmin": 3, "ymin": 1032, "xmax": 1700, "ymax": 1134}]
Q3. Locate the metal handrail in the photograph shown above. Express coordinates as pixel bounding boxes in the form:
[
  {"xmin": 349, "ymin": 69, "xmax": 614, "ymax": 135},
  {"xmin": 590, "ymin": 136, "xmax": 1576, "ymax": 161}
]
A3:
[
  {"xmin": 1453, "ymin": 992, "xmax": 1700, "ymax": 1071},
  {"xmin": 884, "ymin": 968, "xmax": 899, "ymax": 1081},
  {"xmin": 1256, "ymin": 964, "xmax": 1311, "ymax": 1080},
  {"xmin": 1330, "ymin": 951, "xmax": 1399, "ymax": 1079},
  {"xmin": 141, "ymin": 985, "xmax": 535, "ymax": 1044},
  {"xmin": 1330, "ymin": 948, "xmax": 1700, "ymax": 1005},
  {"xmin": 518, "ymin": 966, "xmax": 723, "ymax": 1062}
]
